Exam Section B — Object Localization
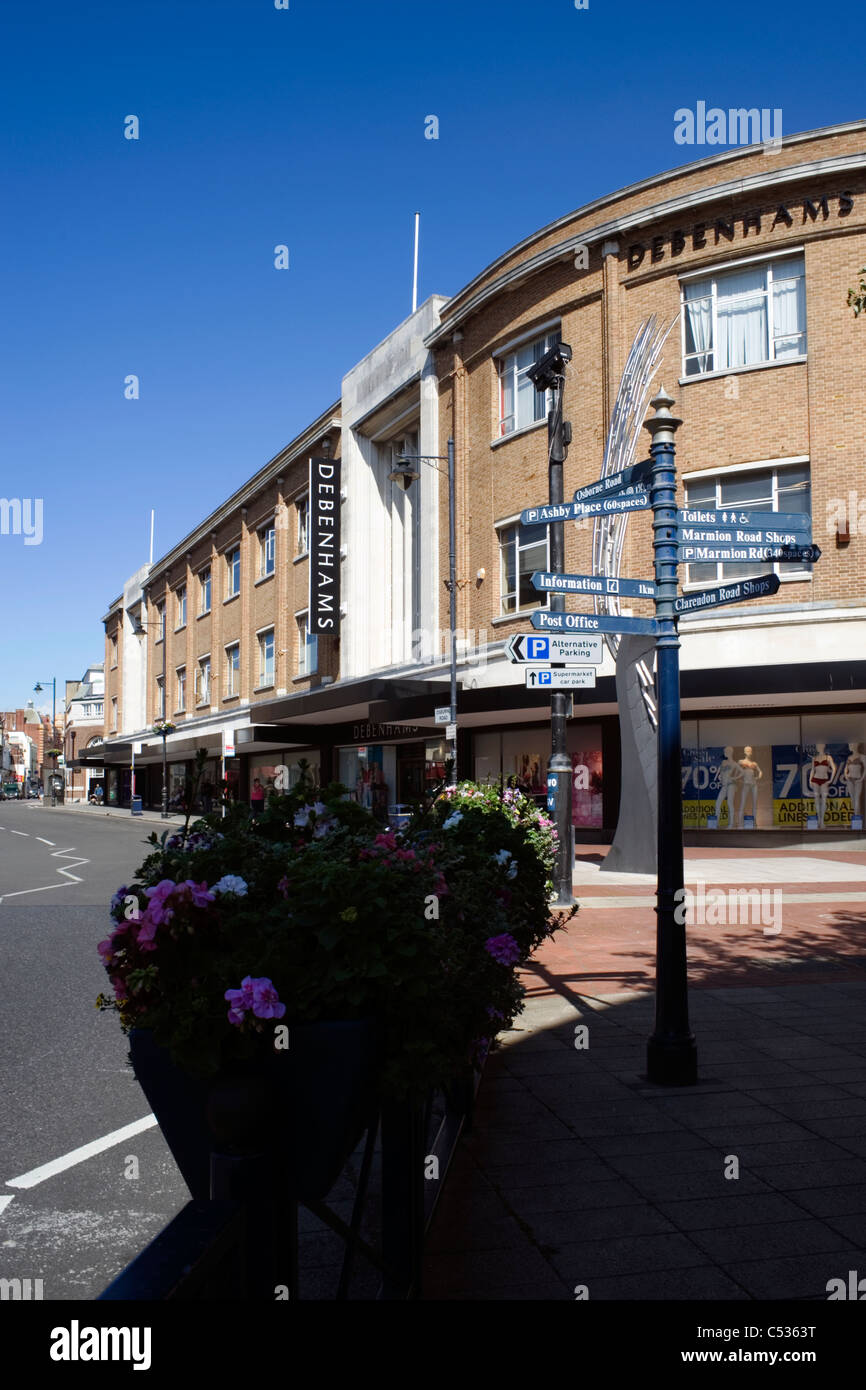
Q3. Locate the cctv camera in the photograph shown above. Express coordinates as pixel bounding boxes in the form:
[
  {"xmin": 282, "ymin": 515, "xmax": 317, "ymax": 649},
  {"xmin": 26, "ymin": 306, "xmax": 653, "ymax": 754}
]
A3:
[{"xmin": 526, "ymin": 341, "xmax": 572, "ymax": 392}]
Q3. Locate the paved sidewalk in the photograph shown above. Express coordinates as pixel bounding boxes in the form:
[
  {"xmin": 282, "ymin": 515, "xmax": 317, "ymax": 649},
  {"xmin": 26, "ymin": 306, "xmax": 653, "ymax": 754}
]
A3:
[
  {"xmin": 423, "ymin": 846, "xmax": 866, "ymax": 1300},
  {"xmin": 36, "ymin": 802, "xmax": 185, "ymax": 825}
]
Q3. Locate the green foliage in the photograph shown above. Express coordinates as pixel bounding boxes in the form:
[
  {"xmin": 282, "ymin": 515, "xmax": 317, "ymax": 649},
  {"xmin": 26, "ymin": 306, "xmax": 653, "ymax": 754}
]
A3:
[{"xmin": 97, "ymin": 772, "xmax": 573, "ymax": 1097}]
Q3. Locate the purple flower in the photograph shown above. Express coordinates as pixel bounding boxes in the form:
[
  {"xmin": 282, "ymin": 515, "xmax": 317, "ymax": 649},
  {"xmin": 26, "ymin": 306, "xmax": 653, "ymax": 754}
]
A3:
[
  {"xmin": 144, "ymin": 879, "xmax": 178, "ymax": 925},
  {"xmin": 484, "ymin": 933, "xmax": 522, "ymax": 966},
  {"xmin": 250, "ymin": 977, "xmax": 286, "ymax": 1020},
  {"xmin": 225, "ymin": 975, "xmax": 256, "ymax": 1025}
]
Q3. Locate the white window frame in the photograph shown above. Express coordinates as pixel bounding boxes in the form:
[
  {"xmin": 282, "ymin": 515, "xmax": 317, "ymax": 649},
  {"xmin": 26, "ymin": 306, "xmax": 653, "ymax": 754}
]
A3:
[
  {"xmin": 156, "ymin": 601, "xmax": 166, "ymax": 643},
  {"xmin": 257, "ymin": 628, "xmax": 275, "ymax": 687},
  {"xmin": 496, "ymin": 518, "xmax": 551, "ymax": 616},
  {"xmin": 259, "ymin": 524, "xmax": 276, "ymax": 578},
  {"xmin": 176, "ymin": 585, "xmax": 187, "ymax": 629},
  {"xmin": 176, "ymin": 667, "xmax": 186, "ymax": 712},
  {"xmin": 295, "ymin": 611, "xmax": 318, "ymax": 677},
  {"xmin": 680, "ymin": 251, "xmax": 807, "ymax": 380},
  {"xmin": 681, "ymin": 458, "xmax": 812, "ymax": 590},
  {"xmin": 226, "ymin": 546, "xmax": 241, "ymax": 598},
  {"xmin": 225, "ymin": 643, "xmax": 240, "ymax": 697},
  {"xmin": 111, "ymin": 697, "xmax": 118, "ymax": 730},
  {"xmin": 296, "ymin": 496, "xmax": 309, "ymax": 556},
  {"xmin": 195, "ymin": 656, "xmax": 211, "ymax": 705},
  {"xmin": 496, "ymin": 327, "xmax": 560, "ymax": 438},
  {"xmin": 199, "ymin": 567, "xmax": 211, "ymax": 614},
  {"xmin": 155, "ymin": 678, "xmax": 165, "ymax": 719}
]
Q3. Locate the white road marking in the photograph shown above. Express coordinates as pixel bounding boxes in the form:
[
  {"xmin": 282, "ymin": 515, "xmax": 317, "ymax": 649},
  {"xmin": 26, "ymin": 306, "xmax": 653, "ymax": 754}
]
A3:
[
  {"xmin": 51, "ymin": 847, "xmax": 89, "ymax": 884},
  {"xmin": 6, "ymin": 1115, "xmax": 157, "ymax": 1190},
  {"xmin": 36, "ymin": 837, "xmax": 55, "ymax": 846},
  {"xmin": 10, "ymin": 830, "xmax": 28, "ymax": 837},
  {"xmin": 0, "ymin": 1194, "xmax": 15, "ymax": 1216},
  {"xmin": 0, "ymin": 842, "xmax": 89, "ymax": 905}
]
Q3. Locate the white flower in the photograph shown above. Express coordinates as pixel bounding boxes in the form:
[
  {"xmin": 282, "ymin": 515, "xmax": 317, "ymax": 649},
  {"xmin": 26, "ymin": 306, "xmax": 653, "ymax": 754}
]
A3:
[
  {"xmin": 442, "ymin": 811, "xmax": 463, "ymax": 831},
  {"xmin": 294, "ymin": 806, "xmax": 312, "ymax": 828},
  {"xmin": 493, "ymin": 849, "xmax": 512, "ymax": 866},
  {"xmin": 212, "ymin": 875, "xmax": 248, "ymax": 897}
]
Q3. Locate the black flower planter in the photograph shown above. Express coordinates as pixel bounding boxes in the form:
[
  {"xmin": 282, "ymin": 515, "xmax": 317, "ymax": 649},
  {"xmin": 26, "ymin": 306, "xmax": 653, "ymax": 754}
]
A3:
[{"xmin": 129, "ymin": 1019, "xmax": 380, "ymax": 1204}]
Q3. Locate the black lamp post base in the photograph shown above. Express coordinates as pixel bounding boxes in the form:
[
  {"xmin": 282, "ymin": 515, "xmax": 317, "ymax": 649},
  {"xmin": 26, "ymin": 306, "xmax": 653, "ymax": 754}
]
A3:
[{"xmin": 646, "ymin": 1033, "xmax": 698, "ymax": 1086}]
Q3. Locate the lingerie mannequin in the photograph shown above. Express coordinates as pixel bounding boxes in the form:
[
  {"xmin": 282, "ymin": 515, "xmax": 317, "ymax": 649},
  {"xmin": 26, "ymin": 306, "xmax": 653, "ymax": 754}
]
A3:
[
  {"xmin": 843, "ymin": 742, "xmax": 865, "ymax": 822},
  {"xmin": 808, "ymin": 742, "xmax": 837, "ymax": 829}
]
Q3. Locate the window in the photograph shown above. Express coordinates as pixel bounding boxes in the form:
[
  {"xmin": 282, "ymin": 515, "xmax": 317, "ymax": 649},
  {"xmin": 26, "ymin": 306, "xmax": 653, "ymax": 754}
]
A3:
[
  {"xmin": 195, "ymin": 656, "xmax": 211, "ymax": 705},
  {"xmin": 296, "ymin": 613, "xmax": 318, "ymax": 676},
  {"xmin": 259, "ymin": 524, "xmax": 275, "ymax": 578},
  {"xmin": 176, "ymin": 667, "xmax": 186, "ymax": 712},
  {"xmin": 156, "ymin": 678, "xmax": 165, "ymax": 719},
  {"xmin": 199, "ymin": 567, "xmax": 211, "ymax": 613},
  {"xmin": 497, "ymin": 329, "xmax": 560, "ymax": 437},
  {"xmin": 110, "ymin": 636, "xmax": 118, "ymax": 668},
  {"xmin": 297, "ymin": 497, "xmax": 309, "ymax": 555},
  {"xmin": 176, "ymin": 585, "xmax": 187, "ymax": 628},
  {"xmin": 683, "ymin": 461, "xmax": 812, "ymax": 586},
  {"xmin": 498, "ymin": 521, "xmax": 550, "ymax": 614},
  {"xmin": 258, "ymin": 629, "xmax": 275, "ymax": 686},
  {"xmin": 156, "ymin": 601, "xmax": 166, "ymax": 642},
  {"xmin": 111, "ymin": 697, "xmax": 118, "ymax": 731},
  {"xmin": 226, "ymin": 546, "xmax": 240, "ymax": 597},
  {"xmin": 682, "ymin": 255, "xmax": 806, "ymax": 378},
  {"xmin": 225, "ymin": 643, "xmax": 240, "ymax": 697}
]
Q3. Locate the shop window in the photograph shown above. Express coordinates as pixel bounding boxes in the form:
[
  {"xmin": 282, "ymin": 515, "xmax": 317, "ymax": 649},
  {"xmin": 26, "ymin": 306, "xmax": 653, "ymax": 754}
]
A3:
[
  {"xmin": 259, "ymin": 524, "xmax": 275, "ymax": 578},
  {"xmin": 225, "ymin": 643, "xmax": 240, "ymax": 697},
  {"xmin": 681, "ymin": 254, "xmax": 806, "ymax": 378},
  {"xmin": 226, "ymin": 546, "xmax": 240, "ymax": 597},
  {"xmin": 498, "ymin": 521, "xmax": 550, "ymax": 614},
  {"xmin": 199, "ymin": 567, "xmax": 211, "ymax": 613},
  {"xmin": 683, "ymin": 460, "xmax": 811, "ymax": 586},
  {"xmin": 496, "ymin": 328, "xmax": 560, "ymax": 436},
  {"xmin": 258, "ymin": 629, "xmax": 275, "ymax": 687}
]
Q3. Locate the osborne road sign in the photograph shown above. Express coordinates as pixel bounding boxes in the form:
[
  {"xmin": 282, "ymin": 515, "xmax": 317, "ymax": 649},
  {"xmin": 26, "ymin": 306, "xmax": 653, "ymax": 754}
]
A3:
[
  {"xmin": 531, "ymin": 610, "xmax": 659, "ymax": 637},
  {"xmin": 531, "ymin": 570, "xmax": 656, "ymax": 599},
  {"xmin": 434, "ymin": 706, "xmax": 453, "ymax": 725},
  {"xmin": 677, "ymin": 508, "xmax": 811, "ymax": 535},
  {"xmin": 572, "ymin": 458, "xmax": 653, "ymax": 505},
  {"xmin": 505, "ymin": 633, "xmax": 604, "ymax": 664},
  {"xmin": 525, "ymin": 667, "xmax": 597, "ymax": 689},
  {"xmin": 674, "ymin": 573, "xmax": 780, "ymax": 614}
]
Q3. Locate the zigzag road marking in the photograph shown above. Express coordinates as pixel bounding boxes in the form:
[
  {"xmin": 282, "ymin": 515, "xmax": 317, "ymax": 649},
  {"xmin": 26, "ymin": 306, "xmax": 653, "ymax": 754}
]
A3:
[{"xmin": 0, "ymin": 842, "xmax": 90, "ymax": 904}]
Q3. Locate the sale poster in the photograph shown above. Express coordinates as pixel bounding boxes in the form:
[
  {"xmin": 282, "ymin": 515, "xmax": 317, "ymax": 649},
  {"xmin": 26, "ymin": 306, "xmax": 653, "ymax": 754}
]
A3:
[
  {"xmin": 572, "ymin": 750, "xmax": 603, "ymax": 828},
  {"xmin": 772, "ymin": 744, "xmax": 852, "ymax": 827},
  {"xmin": 681, "ymin": 746, "xmax": 726, "ymax": 828}
]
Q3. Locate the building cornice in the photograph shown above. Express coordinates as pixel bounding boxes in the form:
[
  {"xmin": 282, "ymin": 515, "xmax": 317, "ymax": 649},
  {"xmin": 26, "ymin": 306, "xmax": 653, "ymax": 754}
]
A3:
[{"xmin": 426, "ymin": 132, "xmax": 866, "ymax": 347}]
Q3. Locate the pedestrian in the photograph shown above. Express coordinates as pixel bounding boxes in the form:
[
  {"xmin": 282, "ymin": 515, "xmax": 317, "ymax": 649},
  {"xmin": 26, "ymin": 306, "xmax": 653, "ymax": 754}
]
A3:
[
  {"xmin": 201, "ymin": 777, "xmax": 214, "ymax": 814},
  {"xmin": 250, "ymin": 777, "xmax": 266, "ymax": 818}
]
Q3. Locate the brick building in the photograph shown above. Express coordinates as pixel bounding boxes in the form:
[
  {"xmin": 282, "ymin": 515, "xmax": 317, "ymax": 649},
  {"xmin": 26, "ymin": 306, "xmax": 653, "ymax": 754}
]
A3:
[{"xmin": 102, "ymin": 120, "xmax": 866, "ymax": 833}]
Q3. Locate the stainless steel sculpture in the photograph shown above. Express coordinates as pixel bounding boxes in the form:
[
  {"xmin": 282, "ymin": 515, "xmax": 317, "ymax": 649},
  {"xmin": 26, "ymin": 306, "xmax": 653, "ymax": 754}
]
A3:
[{"xmin": 594, "ymin": 315, "xmax": 677, "ymax": 873}]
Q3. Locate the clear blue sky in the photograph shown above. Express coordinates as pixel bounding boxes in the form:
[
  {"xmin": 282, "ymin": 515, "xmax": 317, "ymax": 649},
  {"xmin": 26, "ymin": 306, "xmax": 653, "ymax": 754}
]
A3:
[{"xmin": 0, "ymin": 0, "xmax": 860, "ymax": 710}]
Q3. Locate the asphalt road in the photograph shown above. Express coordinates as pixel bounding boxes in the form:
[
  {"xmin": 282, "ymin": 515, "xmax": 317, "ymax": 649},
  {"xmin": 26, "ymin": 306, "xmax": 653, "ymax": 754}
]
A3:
[{"xmin": 0, "ymin": 802, "xmax": 190, "ymax": 1300}]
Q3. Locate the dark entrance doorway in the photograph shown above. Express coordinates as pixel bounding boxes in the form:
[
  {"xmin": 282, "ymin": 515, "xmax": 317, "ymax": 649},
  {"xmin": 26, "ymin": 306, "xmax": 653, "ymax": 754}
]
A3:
[{"xmin": 397, "ymin": 743, "xmax": 425, "ymax": 803}]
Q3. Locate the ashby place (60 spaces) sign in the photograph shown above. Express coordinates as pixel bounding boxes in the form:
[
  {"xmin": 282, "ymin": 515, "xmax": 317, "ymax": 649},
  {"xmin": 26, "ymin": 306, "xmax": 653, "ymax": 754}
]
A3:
[{"xmin": 309, "ymin": 456, "xmax": 341, "ymax": 635}]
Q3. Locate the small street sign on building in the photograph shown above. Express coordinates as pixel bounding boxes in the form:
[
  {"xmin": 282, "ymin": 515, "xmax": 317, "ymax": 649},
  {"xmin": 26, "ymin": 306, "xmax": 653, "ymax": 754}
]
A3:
[{"xmin": 434, "ymin": 706, "xmax": 453, "ymax": 725}]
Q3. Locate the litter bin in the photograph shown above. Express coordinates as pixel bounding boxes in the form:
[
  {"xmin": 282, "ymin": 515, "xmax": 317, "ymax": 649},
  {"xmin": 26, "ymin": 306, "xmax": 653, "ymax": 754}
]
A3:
[
  {"xmin": 387, "ymin": 803, "xmax": 412, "ymax": 831},
  {"xmin": 131, "ymin": 795, "xmax": 143, "ymax": 816}
]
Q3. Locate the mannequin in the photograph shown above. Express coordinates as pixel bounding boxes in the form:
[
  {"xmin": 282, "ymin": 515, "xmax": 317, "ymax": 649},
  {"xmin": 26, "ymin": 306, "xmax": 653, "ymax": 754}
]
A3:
[
  {"xmin": 843, "ymin": 742, "xmax": 866, "ymax": 822},
  {"xmin": 714, "ymin": 747, "xmax": 743, "ymax": 828},
  {"xmin": 738, "ymin": 746, "xmax": 763, "ymax": 826},
  {"xmin": 808, "ymin": 742, "xmax": 837, "ymax": 829}
]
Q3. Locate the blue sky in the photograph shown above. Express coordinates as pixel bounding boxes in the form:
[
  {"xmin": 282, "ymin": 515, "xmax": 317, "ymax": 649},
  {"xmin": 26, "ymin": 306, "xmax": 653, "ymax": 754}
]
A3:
[{"xmin": 0, "ymin": 0, "xmax": 860, "ymax": 710}]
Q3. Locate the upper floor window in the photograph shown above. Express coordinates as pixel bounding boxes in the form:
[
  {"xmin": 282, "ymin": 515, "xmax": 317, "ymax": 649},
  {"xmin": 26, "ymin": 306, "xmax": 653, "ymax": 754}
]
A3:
[
  {"xmin": 683, "ymin": 460, "xmax": 812, "ymax": 587},
  {"xmin": 297, "ymin": 497, "xmax": 309, "ymax": 555},
  {"xmin": 199, "ymin": 567, "xmax": 211, "ymax": 613},
  {"xmin": 225, "ymin": 643, "xmax": 240, "ymax": 697},
  {"xmin": 156, "ymin": 601, "xmax": 166, "ymax": 642},
  {"xmin": 498, "ymin": 521, "xmax": 549, "ymax": 615},
  {"xmin": 176, "ymin": 585, "xmax": 187, "ymax": 629},
  {"xmin": 296, "ymin": 612, "xmax": 317, "ymax": 677},
  {"xmin": 176, "ymin": 667, "xmax": 186, "ymax": 712},
  {"xmin": 156, "ymin": 677, "xmax": 165, "ymax": 719},
  {"xmin": 682, "ymin": 254, "xmax": 806, "ymax": 378},
  {"xmin": 195, "ymin": 656, "xmax": 211, "ymax": 705},
  {"xmin": 110, "ymin": 636, "xmax": 118, "ymax": 668},
  {"xmin": 497, "ymin": 329, "xmax": 559, "ymax": 437},
  {"xmin": 258, "ymin": 629, "xmax": 275, "ymax": 686},
  {"xmin": 259, "ymin": 524, "xmax": 275, "ymax": 578},
  {"xmin": 226, "ymin": 546, "xmax": 240, "ymax": 598},
  {"xmin": 111, "ymin": 697, "xmax": 118, "ymax": 731}
]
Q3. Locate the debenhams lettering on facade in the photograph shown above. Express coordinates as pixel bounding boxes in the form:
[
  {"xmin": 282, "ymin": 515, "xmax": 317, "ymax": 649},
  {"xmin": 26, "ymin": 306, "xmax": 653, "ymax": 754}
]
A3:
[{"xmin": 626, "ymin": 191, "xmax": 855, "ymax": 272}]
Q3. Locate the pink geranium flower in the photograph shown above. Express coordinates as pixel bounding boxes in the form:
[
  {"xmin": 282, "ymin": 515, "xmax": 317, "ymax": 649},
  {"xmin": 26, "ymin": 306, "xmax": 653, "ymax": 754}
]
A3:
[{"xmin": 484, "ymin": 933, "xmax": 522, "ymax": 966}]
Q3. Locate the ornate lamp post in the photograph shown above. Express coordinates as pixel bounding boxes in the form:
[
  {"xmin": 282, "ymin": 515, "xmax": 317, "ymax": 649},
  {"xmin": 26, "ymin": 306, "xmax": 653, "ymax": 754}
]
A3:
[
  {"xmin": 152, "ymin": 719, "xmax": 176, "ymax": 818},
  {"xmin": 34, "ymin": 679, "xmax": 58, "ymax": 807}
]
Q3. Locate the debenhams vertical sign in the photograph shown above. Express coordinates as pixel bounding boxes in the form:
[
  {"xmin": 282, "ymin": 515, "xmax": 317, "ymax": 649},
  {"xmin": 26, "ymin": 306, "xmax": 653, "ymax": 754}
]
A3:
[{"xmin": 309, "ymin": 457, "xmax": 341, "ymax": 635}]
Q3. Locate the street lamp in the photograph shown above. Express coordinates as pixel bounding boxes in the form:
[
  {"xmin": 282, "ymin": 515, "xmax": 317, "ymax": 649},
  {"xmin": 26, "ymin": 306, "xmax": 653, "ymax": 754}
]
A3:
[
  {"xmin": 34, "ymin": 679, "xmax": 58, "ymax": 807},
  {"xmin": 389, "ymin": 438, "xmax": 459, "ymax": 785},
  {"xmin": 152, "ymin": 720, "xmax": 176, "ymax": 818}
]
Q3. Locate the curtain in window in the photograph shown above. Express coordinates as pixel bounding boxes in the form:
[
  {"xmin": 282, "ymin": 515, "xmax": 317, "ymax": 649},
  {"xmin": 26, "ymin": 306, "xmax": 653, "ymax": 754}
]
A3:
[
  {"xmin": 716, "ymin": 265, "xmax": 767, "ymax": 369},
  {"xmin": 683, "ymin": 280, "xmax": 713, "ymax": 373},
  {"xmin": 771, "ymin": 259, "xmax": 805, "ymax": 358}
]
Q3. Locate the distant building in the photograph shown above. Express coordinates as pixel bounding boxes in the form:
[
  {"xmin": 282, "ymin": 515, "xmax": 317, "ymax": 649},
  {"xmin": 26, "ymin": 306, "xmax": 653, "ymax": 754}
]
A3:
[{"xmin": 63, "ymin": 664, "xmax": 105, "ymax": 802}]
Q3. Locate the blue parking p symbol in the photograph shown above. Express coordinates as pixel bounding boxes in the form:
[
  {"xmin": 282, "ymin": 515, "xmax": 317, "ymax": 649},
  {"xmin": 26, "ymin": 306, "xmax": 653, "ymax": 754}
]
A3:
[
  {"xmin": 539, "ymin": 670, "xmax": 552, "ymax": 685},
  {"xmin": 527, "ymin": 637, "xmax": 549, "ymax": 661}
]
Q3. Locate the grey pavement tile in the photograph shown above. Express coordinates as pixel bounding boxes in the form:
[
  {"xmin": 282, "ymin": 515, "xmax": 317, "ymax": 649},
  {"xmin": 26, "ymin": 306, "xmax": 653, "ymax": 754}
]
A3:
[
  {"xmin": 559, "ymin": 1113, "xmax": 686, "ymax": 1137},
  {"xmin": 783, "ymin": 1183, "xmax": 866, "ymax": 1218},
  {"xmin": 474, "ymin": 1115, "xmax": 577, "ymax": 1141},
  {"xmin": 425, "ymin": 1213, "xmax": 534, "ymax": 1255},
  {"xmin": 835, "ymin": 1137, "xmax": 866, "ymax": 1158},
  {"xmin": 842, "ymin": 1081, "xmax": 866, "ymax": 1097},
  {"xmin": 744, "ymin": 1084, "xmax": 859, "ymax": 1104},
  {"xmin": 490, "ymin": 1157, "xmax": 615, "ymax": 1189},
  {"xmin": 581, "ymin": 1266, "xmax": 751, "ymax": 1300},
  {"xmin": 696, "ymin": 1122, "xmax": 818, "ymax": 1148},
  {"xmin": 825, "ymin": 1212, "xmax": 866, "ymax": 1244},
  {"xmin": 624, "ymin": 1170, "xmax": 776, "ymax": 1202},
  {"xmin": 753, "ymin": 1159, "xmax": 866, "ymax": 1190},
  {"xmin": 501, "ymin": 1176, "xmax": 644, "ymax": 1216},
  {"xmin": 582, "ymin": 1129, "xmax": 710, "ymax": 1158},
  {"xmin": 503, "ymin": 1052, "xmax": 591, "ymax": 1076},
  {"xmin": 424, "ymin": 1282, "xmax": 572, "ymax": 1301},
  {"xmin": 606, "ymin": 1149, "xmax": 729, "ymax": 1178},
  {"xmin": 422, "ymin": 1246, "xmax": 565, "ymax": 1297},
  {"xmin": 525, "ymin": 1204, "xmax": 677, "ymax": 1247},
  {"xmin": 725, "ymin": 1251, "xmax": 860, "ymax": 1300},
  {"xmin": 756, "ymin": 1097, "xmax": 866, "ymax": 1120},
  {"xmin": 728, "ymin": 1138, "xmax": 854, "ymax": 1166},
  {"xmin": 801, "ymin": 1114, "xmax": 866, "ymax": 1139},
  {"xmin": 656, "ymin": 1192, "xmax": 809, "ymax": 1231},
  {"xmin": 687, "ymin": 1218, "xmax": 855, "ymax": 1263},
  {"xmin": 465, "ymin": 1136, "xmax": 600, "ymax": 1167},
  {"xmin": 677, "ymin": 1105, "xmax": 796, "ymax": 1129},
  {"xmin": 547, "ymin": 1231, "xmax": 708, "ymax": 1280}
]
